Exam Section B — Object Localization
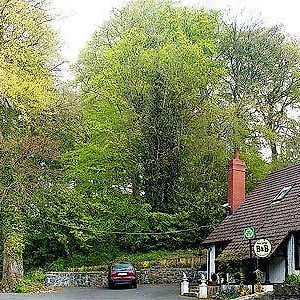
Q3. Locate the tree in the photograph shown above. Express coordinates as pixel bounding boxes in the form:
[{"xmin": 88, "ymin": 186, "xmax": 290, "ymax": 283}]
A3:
[
  {"xmin": 220, "ymin": 18, "xmax": 300, "ymax": 166},
  {"xmin": 76, "ymin": 0, "xmax": 223, "ymax": 213},
  {"xmin": 0, "ymin": 0, "xmax": 60, "ymax": 291}
]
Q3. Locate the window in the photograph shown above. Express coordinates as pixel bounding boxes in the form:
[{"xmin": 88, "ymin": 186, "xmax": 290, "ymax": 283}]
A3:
[
  {"xmin": 295, "ymin": 233, "xmax": 300, "ymax": 270},
  {"xmin": 111, "ymin": 263, "xmax": 133, "ymax": 271},
  {"xmin": 272, "ymin": 185, "xmax": 294, "ymax": 203}
]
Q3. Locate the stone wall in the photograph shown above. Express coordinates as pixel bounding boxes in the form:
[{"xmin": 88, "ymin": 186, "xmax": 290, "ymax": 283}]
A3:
[
  {"xmin": 234, "ymin": 285, "xmax": 300, "ymax": 300},
  {"xmin": 235, "ymin": 292, "xmax": 273, "ymax": 300},
  {"xmin": 46, "ymin": 267, "xmax": 195, "ymax": 287},
  {"xmin": 272, "ymin": 284, "xmax": 300, "ymax": 300},
  {"xmin": 235, "ymin": 294, "xmax": 300, "ymax": 300},
  {"xmin": 46, "ymin": 272, "xmax": 107, "ymax": 287}
]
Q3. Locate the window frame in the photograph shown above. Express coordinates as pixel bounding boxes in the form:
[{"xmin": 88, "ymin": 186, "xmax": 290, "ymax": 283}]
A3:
[{"xmin": 272, "ymin": 184, "xmax": 294, "ymax": 203}]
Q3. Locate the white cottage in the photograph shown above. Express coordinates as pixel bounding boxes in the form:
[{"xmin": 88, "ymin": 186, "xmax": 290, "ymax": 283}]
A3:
[{"xmin": 203, "ymin": 152, "xmax": 300, "ymax": 284}]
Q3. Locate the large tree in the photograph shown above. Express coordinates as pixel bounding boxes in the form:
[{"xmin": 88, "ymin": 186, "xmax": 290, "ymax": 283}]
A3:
[
  {"xmin": 0, "ymin": 0, "xmax": 61, "ymax": 291},
  {"xmin": 73, "ymin": 1, "xmax": 274, "ymax": 255},
  {"xmin": 76, "ymin": 0, "xmax": 223, "ymax": 213},
  {"xmin": 220, "ymin": 18, "xmax": 300, "ymax": 166}
]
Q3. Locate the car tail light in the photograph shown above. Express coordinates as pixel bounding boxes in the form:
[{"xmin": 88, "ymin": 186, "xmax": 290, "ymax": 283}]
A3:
[
  {"xmin": 111, "ymin": 271, "xmax": 118, "ymax": 277},
  {"xmin": 128, "ymin": 270, "xmax": 135, "ymax": 276}
]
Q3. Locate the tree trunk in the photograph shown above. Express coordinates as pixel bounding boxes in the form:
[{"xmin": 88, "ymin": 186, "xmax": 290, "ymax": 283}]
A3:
[
  {"xmin": 270, "ymin": 141, "xmax": 278, "ymax": 164},
  {"xmin": 132, "ymin": 172, "xmax": 140, "ymax": 198},
  {"xmin": 1, "ymin": 234, "xmax": 24, "ymax": 292}
]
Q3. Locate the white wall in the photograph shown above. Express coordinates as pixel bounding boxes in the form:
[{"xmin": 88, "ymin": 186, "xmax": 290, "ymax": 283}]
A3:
[
  {"xmin": 269, "ymin": 256, "xmax": 285, "ymax": 283},
  {"xmin": 208, "ymin": 235, "xmax": 300, "ymax": 284},
  {"xmin": 207, "ymin": 245, "xmax": 216, "ymax": 280},
  {"xmin": 267, "ymin": 234, "xmax": 300, "ymax": 283},
  {"xmin": 287, "ymin": 234, "xmax": 300, "ymax": 275}
]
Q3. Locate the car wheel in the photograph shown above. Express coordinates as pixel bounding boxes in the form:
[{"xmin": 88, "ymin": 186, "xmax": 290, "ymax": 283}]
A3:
[
  {"xmin": 131, "ymin": 280, "xmax": 137, "ymax": 289},
  {"xmin": 108, "ymin": 281, "xmax": 114, "ymax": 289}
]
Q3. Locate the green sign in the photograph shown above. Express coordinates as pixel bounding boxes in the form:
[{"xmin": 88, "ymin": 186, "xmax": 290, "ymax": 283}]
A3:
[{"xmin": 244, "ymin": 227, "xmax": 256, "ymax": 240}]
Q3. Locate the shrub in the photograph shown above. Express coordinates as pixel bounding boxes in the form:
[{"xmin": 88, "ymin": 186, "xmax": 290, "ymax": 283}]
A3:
[
  {"xmin": 285, "ymin": 274, "xmax": 300, "ymax": 286},
  {"xmin": 216, "ymin": 289, "xmax": 240, "ymax": 299},
  {"xmin": 239, "ymin": 284, "xmax": 250, "ymax": 296},
  {"xmin": 14, "ymin": 281, "xmax": 33, "ymax": 293},
  {"xmin": 46, "ymin": 257, "xmax": 71, "ymax": 271},
  {"xmin": 14, "ymin": 269, "xmax": 46, "ymax": 293},
  {"xmin": 33, "ymin": 270, "xmax": 46, "ymax": 284},
  {"xmin": 46, "ymin": 248, "xmax": 205, "ymax": 271}
]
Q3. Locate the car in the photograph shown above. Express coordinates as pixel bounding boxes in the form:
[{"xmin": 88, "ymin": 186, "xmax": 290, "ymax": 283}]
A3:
[{"xmin": 108, "ymin": 262, "xmax": 137, "ymax": 289}]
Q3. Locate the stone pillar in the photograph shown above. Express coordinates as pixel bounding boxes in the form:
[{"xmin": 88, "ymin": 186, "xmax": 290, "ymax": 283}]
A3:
[
  {"xmin": 198, "ymin": 276, "xmax": 208, "ymax": 299},
  {"xmin": 180, "ymin": 272, "xmax": 189, "ymax": 295}
]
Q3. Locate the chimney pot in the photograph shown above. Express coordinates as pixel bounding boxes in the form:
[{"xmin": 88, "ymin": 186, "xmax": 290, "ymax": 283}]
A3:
[{"xmin": 233, "ymin": 150, "xmax": 240, "ymax": 159}]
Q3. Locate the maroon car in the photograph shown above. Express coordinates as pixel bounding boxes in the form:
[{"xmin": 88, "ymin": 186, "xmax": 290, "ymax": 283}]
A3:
[{"xmin": 108, "ymin": 262, "xmax": 137, "ymax": 289}]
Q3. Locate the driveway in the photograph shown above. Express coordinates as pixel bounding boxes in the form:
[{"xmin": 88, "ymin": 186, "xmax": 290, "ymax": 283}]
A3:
[{"xmin": 0, "ymin": 285, "xmax": 195, "ymax": 300}]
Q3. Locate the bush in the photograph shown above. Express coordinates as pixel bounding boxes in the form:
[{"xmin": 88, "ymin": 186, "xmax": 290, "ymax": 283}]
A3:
[
  {"xmin": 14, "ymin": 282, "xmax": 33, "ymax": 293},
  {"xmin": 46, "ymin": 257, "xmax": 70, "ymax": 272},
  {"xmin": 14, "ymin": 269, "xmax": 46, "ymax": 293},
  {"xmin": 45, "ymin": 245, "xmax": 122, "ymax": 272},
  {"xmin": 29, "ymin": 269, "xmax": 46, "ymax": 284},
  {"xmin": 115, "ymin": 249, "xmax": 205, "ymax": 269},
  {"xmin": 216, "ymin": 289, "xmax": 240, "ymax": 300},
  {"xmin": 285, "ymin": 274, "xmax": 300, "ymax": 286},
  {"xmin": 46, "ymin": 248, "xmax": 205, "ymax": 271},
  {"xmin": 239, "ymin": 284, "xmax": 250, "ymax": 296}
]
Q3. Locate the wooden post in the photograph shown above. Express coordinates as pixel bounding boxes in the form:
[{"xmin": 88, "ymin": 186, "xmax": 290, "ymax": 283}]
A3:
[{"xmin": 249, "ymin": 239, "xmax": 255, "ymax": 294}]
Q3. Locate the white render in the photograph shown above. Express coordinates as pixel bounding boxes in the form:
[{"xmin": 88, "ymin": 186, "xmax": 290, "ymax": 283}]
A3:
[
  {"xmin": 264, "ymin": 234, "xmax": 300, "ymax": 283},
  {"xmin": 269, "ymin": 256, "xmax": 285, "ymax": 283},
  {"xmin": 207, "ymin": 245, "xmax": 216, "ymax": 281},
  {"xmin": 287, "ymin": 234, "xmax": 300, "ymax": 275},
  {"xmin": 207, "ymin": 234, "xmax": 300, "ymax": 284}
]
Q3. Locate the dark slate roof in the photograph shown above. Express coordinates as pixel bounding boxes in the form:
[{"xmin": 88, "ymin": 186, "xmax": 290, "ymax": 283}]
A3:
[{"xmin": 203, "ymin": 164, "xmax": 300, "ymax": 258}]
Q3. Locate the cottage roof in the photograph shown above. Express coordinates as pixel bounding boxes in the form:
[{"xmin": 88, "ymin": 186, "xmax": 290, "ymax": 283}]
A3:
[{"xmin": 203, "ymin": 164, "xmax": 300, "ymax": 258}]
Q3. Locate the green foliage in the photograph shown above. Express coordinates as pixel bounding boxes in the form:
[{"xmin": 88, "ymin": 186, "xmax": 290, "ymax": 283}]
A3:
[
  {"xmin": 220, "ymin": 17, "xmax": 300, "ymax": 165},
  {"xmin": 28, "ymin": 270, "xmax": 47, "ymax": 284},
  {"xmin": 46, "ymin": 245, "xmax": 121, "ymax": 272},
  {"xmin": 0, "ymin": 0, "xmax": 79, "ymax": 291},
  {"xmin": 285, "ymin": 274, "xmax": 300, "ymax": 286},
  {"xmin": 14, "ymin": 282, "xmax": 33, "ymax": 293},
  {"xmin": 46, "ymin": 258, "xmax": 70, "ymax": 272},
  {"xmin": 14, "ymin": 270, "xmax": 46, "ymax": 293},
  {"xmin": 76, "ymin": 0, "xmax": 224, "ymax": 213},
  {"xmin": 218, "ymin": 250, "xmax": 245, "ymax": 276},
  {"xmin": 216, "ymin": 288, "xmax": 240, "ymax": 300},
  {"xmin": 115, "ymin": 248, "xmax": 204, "ymax": 268},
  {"xmin": 46, "ymin": 248, "xmax": 204, "ymax": 272},
  {"xmin": 3, "ymin": 0, "xmax": 300, "ymax": 290},
  {"xmin": 71, "ymin": 0, "xmax": 229, "ymax": 258}
]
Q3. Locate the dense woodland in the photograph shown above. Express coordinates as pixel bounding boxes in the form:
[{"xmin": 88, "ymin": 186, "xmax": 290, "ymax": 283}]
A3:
[{"xmin": 1, "ymin": 0, "xmax": 300, "ymax": 292}]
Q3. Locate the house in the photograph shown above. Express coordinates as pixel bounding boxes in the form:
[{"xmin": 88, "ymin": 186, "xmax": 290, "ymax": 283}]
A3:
[{"xmin": 203, "ymin": 151, "xmax": 300, "ymax": 284}]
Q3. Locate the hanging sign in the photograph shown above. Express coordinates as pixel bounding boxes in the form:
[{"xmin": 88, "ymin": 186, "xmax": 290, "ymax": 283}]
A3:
[
  {"xmin": 254, "ymin": 239, "xmax": 272, "ymax": 258},
  {"xmin": 244, "ymin": 227, "xmax": 256, "ymax": 240}
]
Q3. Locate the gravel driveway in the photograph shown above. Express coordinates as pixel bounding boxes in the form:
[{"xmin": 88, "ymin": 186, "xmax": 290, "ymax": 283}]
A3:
[{"xmin": 0, "ymin": 285, "xmax": 195, "ymax": 300}]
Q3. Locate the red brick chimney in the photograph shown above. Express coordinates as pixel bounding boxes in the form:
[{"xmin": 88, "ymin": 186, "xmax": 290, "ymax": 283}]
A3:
[{"xmin": 228, "ymin": 151, "xmax": 246, "ymax": 214}]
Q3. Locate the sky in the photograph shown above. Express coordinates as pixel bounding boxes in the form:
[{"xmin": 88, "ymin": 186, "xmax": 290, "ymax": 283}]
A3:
[{"xmin": 50, "ymin": 0, "xmax": 300, "ymax": 78}]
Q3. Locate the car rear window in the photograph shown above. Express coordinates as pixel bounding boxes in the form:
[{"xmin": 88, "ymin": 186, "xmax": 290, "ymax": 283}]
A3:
[{"xmin": 111, "ymin": 263, "xmax": 133, "ymax": 271}]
